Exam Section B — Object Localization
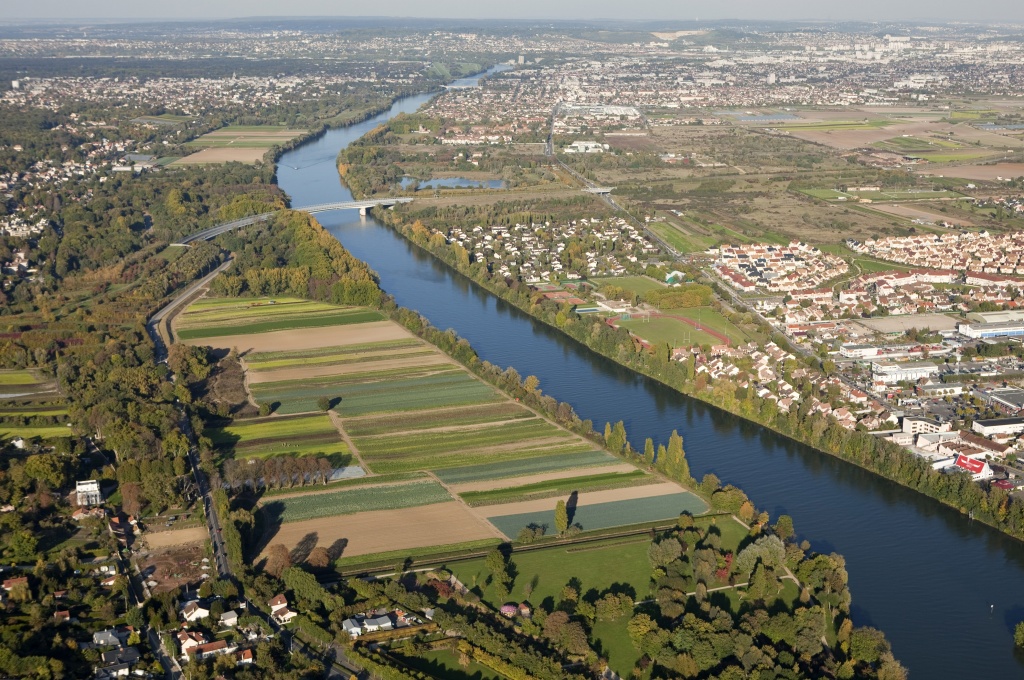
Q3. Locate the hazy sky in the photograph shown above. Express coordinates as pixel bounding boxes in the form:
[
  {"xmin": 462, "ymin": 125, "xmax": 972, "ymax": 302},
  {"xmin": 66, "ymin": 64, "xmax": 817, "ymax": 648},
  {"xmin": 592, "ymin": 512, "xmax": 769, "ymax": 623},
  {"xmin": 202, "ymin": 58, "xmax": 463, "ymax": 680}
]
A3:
[{"xmin": 7, "ymin": 0, "xmax": 1024, "ymax": 23}]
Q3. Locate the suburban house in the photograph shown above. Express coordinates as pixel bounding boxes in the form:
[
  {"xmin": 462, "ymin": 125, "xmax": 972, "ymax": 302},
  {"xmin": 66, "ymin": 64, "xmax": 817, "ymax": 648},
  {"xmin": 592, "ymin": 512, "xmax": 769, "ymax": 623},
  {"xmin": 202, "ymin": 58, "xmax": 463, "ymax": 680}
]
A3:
[
  {"xmin": 268, "ymin": 594, "xmax": 288, "ymax": 614},
  {"xmin": 2, "ymin": 576, "xmax": 28, "ymax": 592},
  {"xmin": 181, "ymin": 601, "xmax": 209, "ymax": 622},
  {"xmin": 236, "ymin": 649, "xmax": 254, "ymax": 665},
  {"xmin": 272, "ymin": 607, "xmax": 298, "ymax": 625},
  {"xmin": 189, "ymin": 640, "xmax": 237, "ymax": 661},
  {"xmin": 176, "ymin": 631, "xmax": 208, "ymax": 656},
  {"xmin": 220, "ymin": 610, "xmax": 239, "ymax": 627},
  {"xmin": 93, "ymin": 629, "xmax": 125, "ymax": 648}
]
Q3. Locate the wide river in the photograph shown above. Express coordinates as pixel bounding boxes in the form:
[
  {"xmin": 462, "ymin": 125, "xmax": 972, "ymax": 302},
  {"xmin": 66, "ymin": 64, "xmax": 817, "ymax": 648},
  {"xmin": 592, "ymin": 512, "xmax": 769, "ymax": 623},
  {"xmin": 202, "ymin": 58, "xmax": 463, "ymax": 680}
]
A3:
[{"xmin": 277, "ymin": 71, "xmax": 1024, "ymax": 678}]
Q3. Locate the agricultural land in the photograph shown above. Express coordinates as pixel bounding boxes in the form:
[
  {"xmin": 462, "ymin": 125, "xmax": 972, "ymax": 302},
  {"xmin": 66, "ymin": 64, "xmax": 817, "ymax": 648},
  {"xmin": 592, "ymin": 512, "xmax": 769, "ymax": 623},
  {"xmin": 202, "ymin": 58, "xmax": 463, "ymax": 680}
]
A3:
[
  {"xmin": 175, "ymin": 295, "xmax": 708, "ymax": 563},
  {"xmin": 172, "ymin": 125, "xmax": 307, "ymax": 164}
]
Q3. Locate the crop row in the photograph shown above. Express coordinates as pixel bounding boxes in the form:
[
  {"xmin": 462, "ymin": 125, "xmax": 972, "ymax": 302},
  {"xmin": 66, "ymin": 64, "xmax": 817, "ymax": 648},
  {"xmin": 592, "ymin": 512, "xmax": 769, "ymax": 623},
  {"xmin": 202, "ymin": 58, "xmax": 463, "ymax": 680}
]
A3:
[
  {"xmin": 177, "ymin": 298, "xmax": 343, "ymax": 327},
  {"xmin": 342, "ymin": 402, "xmax": 532, "ymax": 437},
  {"xmin": 177, "ymin": 309, "xmax": 384, "ymax": 340},
  {"xmin": 245, "ymin": 338, "xmax": 424, "ymax": 365},
  {"xmin": 460, "ymin": 470, "xmax": 653, "ymax": 506},
  {"xmin": 267, "ymin": 481, "xmax": 452, "ymax": 523},
  {"xmin": 250, "ymin": 364, "xmax": 460, "ymax": 391},
  {"xmin": 246, "ymin": 348, "xmax": 436, "ymax": 372},
  {"xmin": 252, "ymin": 372, "xmax": 500, "ymax": 416},
  {"xmin": 487, "ymin": 492, "xmax": 709, "ymax": 538},
  {"xmin": 367, "ymin": 441, "xmax": 597, "ymax": 475},
  {"xmin": 435, "ymin": 450, "xmax": 618, "ymax": 485},
  {"xmin": 354, "ymin": 419, "xmax": 571, "ymax": 458},
  {"xmin": 206, "ymin": 413, "xmax": 337, "ymax": 447}
]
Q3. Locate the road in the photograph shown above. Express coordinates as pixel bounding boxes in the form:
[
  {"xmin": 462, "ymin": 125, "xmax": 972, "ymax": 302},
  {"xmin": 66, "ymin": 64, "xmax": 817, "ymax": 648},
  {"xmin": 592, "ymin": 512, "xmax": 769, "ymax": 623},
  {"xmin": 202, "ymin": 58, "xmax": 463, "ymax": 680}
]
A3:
[{"xmin": 146, "ymin": 257, "xmax": 234, "ymax": 362}]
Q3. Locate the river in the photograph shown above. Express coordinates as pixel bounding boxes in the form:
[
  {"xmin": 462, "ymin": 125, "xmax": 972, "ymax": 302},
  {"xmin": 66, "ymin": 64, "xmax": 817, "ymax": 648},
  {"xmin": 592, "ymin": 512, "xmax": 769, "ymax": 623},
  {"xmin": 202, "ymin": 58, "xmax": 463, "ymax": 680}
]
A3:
[{"xmin": 276, "ymin": 73, "xmax": 1024, "ymax": 678}]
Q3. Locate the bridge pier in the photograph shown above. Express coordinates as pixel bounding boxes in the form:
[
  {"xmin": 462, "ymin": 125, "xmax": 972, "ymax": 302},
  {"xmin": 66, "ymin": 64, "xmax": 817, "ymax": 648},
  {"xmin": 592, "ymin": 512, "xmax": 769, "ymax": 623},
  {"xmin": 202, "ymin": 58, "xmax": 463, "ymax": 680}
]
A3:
[{"xmin": 359, "ymin": 207, "xmax": 368, "ymax": 216}]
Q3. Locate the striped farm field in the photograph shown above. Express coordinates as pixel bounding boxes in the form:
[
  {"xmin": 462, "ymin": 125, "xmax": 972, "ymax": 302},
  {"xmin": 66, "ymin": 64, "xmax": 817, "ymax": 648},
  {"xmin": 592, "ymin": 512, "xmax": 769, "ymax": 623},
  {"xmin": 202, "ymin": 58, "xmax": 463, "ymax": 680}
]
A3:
[
  {"xmin": 485, "ymin": 489, "xmax": 709, "ymax": 538},
  {"xmin": 261, "ymin": 480, "xmax": 452, "ymax": 522},
  {"xmin": 434, "ymin": 450, "xmax": 620, "ymax": 485},
  {"xmin": 353, "ymin": 419, "xmax": 590, "ymax": 474},
  {"xmin": 342, "ymin": 402, "xmax": 533, "ymax": 437},
  {"xmin": 250, "ymin": 369, "xmax": 502, "ymax": 416},
  {"xmin": 460, "ymin": 469, "xmax": 656, "ymax": 506},
  {"xmin": 175, "ymin": 297, "xmax": 384, "ymax": 340},
  {"xmin": 205, "ymin": 413, "xmax": 349, "ymax": 463},
  {"xmin": 244, "ymin": 340, "xmax": 431, "ymax": 372}
]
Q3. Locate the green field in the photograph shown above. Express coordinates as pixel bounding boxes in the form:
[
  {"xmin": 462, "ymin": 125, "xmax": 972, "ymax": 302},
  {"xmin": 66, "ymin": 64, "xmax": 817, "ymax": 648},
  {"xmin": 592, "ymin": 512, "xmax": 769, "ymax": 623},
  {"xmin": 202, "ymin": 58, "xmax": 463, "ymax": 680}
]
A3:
[
  {"xmin": 451, "ymin": 536, "xmax": 653, "ymax": 673},
  {"xmin": 205, "ymin": 413, "xmax": 350, "ymax": 463},
  {"xmin": 487, "ymin": 492, "xmax": 708, "ymax": 538},
  {"xmin": 0, "ymin": 370, "xmax": 44, "ymax": 386},
  {"xmin": 352, "ymin": 418, "xmax": 584, "ymax": 474},
  {"xmin": 393, "ymin": 648, "xmax": 504, "ymax": 680},
  {"xmin": 263, "ymin": 480, "xmax": 451, "ymax": 523},
  {"xmin": 460, "ymin": 470, "xmax": 654, "ymax": 506},
  {"xmin": 647, "ymin": 219, "xmax": 718, "ymax": 253},
  {"xmin": 251, "ymin": 369, "xmax": 501, "ymax": 416},
  {"xmin": 342, "ymin": 402, "xmax": 532, "ymax": 437},
  {"xmin": 0, "ymin": 425, "xmax": 72, "ymax": 440},
  {"xmin": 796, "ymin": 188, "xmax": 853, "ymax": 201},
  {"xmin": 777, "ymin": 120, "xmax": 891, "ymax": 131},
  {"xmin": 176, "ymin": 298, "xmax": 383, "ymax": 339},
  {"xmin": 435, "ymin": 450, "xmax": 620, "ymax": 485},
  {"xmin": 618, "ymin": 306, "xmax": 747, "ymax": 348},
  {"xmin": 591, "ymin": 276, "xmax": 666, "ymax": 295},
  {"xmin": 185, "ymin": 125, "xmax": 307, "ymax": 148},
  {"xmin": 245, "ymin": 341, "xmax": 430, "ymax": 371}
]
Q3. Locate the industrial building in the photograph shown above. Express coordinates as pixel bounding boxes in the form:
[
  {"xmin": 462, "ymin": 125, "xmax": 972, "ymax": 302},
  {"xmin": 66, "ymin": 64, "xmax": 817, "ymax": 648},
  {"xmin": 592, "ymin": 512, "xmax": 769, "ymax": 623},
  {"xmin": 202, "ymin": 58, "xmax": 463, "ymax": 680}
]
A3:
[{"xmin": 871, "ymin": 361, "xmax": 939, "ymax": 385}]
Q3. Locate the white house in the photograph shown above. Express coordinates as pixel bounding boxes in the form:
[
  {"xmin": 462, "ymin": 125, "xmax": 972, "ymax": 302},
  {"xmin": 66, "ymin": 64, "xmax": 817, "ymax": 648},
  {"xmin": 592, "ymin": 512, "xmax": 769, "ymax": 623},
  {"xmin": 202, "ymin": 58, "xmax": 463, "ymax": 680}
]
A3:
[
  {"xmin": 220, "ymin": 610, "xmax": 239, "ymax": 628},
  {"xmin": 76, "ymin": 480, "xmax": 102, "ymax": 506},
  {"xmin": 181, "ymin": 602, "xmax": 209, "ymax": 622}
]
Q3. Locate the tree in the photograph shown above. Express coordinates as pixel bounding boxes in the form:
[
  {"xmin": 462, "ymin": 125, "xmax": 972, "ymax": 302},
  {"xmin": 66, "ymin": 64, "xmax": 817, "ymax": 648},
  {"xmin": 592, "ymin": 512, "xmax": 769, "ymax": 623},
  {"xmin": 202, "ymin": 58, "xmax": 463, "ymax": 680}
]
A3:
[
  {"xmin": 774, "ymin": 515, "xmax": 795, "ymax": 542},
  {"xmin": 306, "ymin": 546, "xmax": 331, "ymax": 569},
  {"xmin": 524, "ymin": 375, "xmax": 540, "ymax": 393},
  {"xmin": 264, "ymin": 543, "xmax": 291, "ymax": 578},
  {"xmin": 1017, "ymin": 621, "xmax": 1024, "ymax": 648},
  {"xmin": 555, "ymin": 499, "xmax": 569, "ymax": 534},
  {"xmin": 317, "ymin": 396, "xmax": 331, "ymax": 411}
]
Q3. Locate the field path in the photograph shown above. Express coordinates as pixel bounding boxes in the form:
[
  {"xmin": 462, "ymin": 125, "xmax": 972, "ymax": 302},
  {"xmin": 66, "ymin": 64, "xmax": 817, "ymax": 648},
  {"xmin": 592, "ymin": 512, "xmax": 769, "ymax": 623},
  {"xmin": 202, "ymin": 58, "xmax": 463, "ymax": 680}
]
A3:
[
  {"xmin": 424, "ymin": 470, "xmax": 508, "ymax": 540},
  {"xmin": 328, "ymin": 410, "xmax": 370, "ymax": 473}
]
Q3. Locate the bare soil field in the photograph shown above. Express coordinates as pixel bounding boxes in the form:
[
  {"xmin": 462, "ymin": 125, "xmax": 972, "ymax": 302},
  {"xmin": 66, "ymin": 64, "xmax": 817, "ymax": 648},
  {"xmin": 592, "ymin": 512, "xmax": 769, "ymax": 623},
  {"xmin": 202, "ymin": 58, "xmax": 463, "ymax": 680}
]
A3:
[
  {"xmin": 921, "ymin": 163, "xmax": 1024, "ymax": 181},
  {"xmin": 264, "ymin": 501, "xmax": 500, "ymax": 557},
  {"xmin": 864, "ymin": 203, "xmax": 975, "ymax": 226},
  {"xmin": 448, "ymin": 463, "xmax": 641, "ymax": 493},
  {"xmin": 246, "ymin": 352, "xmax": 449, "ymax": 384},
  {"xmin": 137, "ymin": 544, "xmax": 208, "ymax": 594},
  {"xmin": 847, "ymin": 313, "xmax": 959, "ymax": 334},
  {"xmin": 180, "ymin": 321, "xmax": 413, "ymax": 354},
  {"xmin": 478, "ymin": 481, "xmax": 685, "ymax": 519},
  {"xmin": 142, "ymin": 526, "xmax": 209, "ymax": 549},
  {"xmin": 171, "ymin": 147, "xmax": 268, "ymax": 164}
]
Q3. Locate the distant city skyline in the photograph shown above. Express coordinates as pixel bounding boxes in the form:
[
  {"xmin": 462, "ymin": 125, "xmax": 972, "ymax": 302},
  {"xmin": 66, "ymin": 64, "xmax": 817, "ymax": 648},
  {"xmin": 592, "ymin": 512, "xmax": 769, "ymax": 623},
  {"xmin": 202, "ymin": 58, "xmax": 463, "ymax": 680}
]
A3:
[{"xmin": 6, "ymin": 1, "xmax": 1024, "ymax": 24}]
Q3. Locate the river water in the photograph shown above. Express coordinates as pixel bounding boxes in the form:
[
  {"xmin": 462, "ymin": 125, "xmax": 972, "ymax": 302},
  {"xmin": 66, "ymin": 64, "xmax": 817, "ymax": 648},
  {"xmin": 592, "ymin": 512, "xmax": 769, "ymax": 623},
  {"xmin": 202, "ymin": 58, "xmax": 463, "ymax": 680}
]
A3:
[{"xmin": 276, "ymin": 74, "xmax": 1024, "ymax": 678}]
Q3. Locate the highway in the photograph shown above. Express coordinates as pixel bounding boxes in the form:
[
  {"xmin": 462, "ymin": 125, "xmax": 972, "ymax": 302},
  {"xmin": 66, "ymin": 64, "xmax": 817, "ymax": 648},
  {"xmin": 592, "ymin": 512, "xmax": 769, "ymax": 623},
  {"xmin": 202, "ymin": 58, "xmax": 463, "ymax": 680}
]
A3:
[{"xmin": 146, "ymin": 257, "xmax": 234, "ymax": 362}]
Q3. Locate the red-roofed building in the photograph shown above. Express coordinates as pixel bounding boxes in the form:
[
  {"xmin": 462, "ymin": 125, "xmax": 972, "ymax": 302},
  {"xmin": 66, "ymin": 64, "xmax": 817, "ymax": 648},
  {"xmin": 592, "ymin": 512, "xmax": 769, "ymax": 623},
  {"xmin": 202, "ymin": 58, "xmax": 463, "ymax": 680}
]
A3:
[
  {"xmin": 2, "ymin": 577, "xmax": 27, "ymax": 592},
  {"xmin": 953, "ymin": 454, "xmax": 993, "ymax": 480}
]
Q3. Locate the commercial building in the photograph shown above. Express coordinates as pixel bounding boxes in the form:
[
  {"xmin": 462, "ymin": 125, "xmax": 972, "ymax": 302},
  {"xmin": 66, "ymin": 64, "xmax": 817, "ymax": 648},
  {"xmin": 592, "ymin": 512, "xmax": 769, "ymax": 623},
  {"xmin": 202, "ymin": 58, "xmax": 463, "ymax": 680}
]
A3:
[
  {"xmin": 871, "ymin": 361, "xmax": 939, "ymax": 385},
  {"xmin": 972, "ymin": 417, "xmax": 1024, "ymax": 437},
  {"xmin": 957, "ymin": 320, "xmax": 1024, "ymax": 339}
]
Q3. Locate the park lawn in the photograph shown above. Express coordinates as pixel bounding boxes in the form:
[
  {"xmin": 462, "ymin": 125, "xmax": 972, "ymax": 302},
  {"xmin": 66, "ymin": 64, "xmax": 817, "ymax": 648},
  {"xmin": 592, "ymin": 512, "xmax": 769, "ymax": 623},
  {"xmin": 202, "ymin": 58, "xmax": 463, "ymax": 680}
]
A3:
[
  {"xmin": 460, "ymin": 470, "xmax": 654, "ymax": 506},
  {"xmin": 592, "ymin": 617, "xmax": 641, "ymax": 675},
  {"xmin": 452, "ymin": 535, "xmax": 652, "ymax": 614},
  {"xmin": 852, "ymin": 257, "xmax": 916, "ymax": 274},
  {"xmin": 342, "ymin": 402, "xmax": 533, "ymax": 437},
  {"xmin": 618, "ymin": 316, "xmax": 724, "ymax": 349},
  {"xmin": 487, "ymin": 492, "xmax": 709, "ymax": 539},
  {"xmin": 263, "ymin": 480, "xmax": 451, "ymax": 523},
  {"xmin": 435, "ymin": 450, "xmax": 620, "ymax": 485},
  {"xmin": 591, "ymin": 276, "xmax": 666, "ymax": 295}
]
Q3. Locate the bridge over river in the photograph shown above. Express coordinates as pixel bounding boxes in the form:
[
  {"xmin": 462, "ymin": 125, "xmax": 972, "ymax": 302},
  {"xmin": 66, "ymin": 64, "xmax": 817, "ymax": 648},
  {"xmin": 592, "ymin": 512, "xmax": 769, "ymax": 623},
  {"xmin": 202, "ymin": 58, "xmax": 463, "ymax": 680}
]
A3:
[{"xmin": 172, "ymin": 197, "xmax": 413, "ymax": 245}]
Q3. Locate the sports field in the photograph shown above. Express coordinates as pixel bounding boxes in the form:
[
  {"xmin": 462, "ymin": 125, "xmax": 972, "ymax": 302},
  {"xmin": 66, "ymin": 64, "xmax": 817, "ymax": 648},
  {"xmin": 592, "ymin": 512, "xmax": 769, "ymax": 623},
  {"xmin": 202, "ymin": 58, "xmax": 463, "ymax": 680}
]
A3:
[
  {"xmin": 591, "ymin": 275, "xmax": 666, "ymax": 296},
  {"xmin": 616, "ymin": 307, "xmax": 747, "ymax": 347}
]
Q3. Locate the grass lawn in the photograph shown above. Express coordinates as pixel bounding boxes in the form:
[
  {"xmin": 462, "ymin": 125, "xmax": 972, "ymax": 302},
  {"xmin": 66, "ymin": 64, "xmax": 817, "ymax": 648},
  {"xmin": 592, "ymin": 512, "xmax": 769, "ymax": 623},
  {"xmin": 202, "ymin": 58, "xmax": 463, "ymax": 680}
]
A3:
[
  {"xmin": 591, "ymin": 276, "xmax": 666, "ymax": 295},
  {"xmin": 852, "ymin": 258, "xmax": 916, "ymax": 274},
  {"xmin": 647, "ymin": 219, "xmax": 716, "ymax": 253},
  {"xmin": 592, "ymin": 617, "xmax": 640, "ymax": 675},
  {"xmin": 618, "ymin": 316, "xmax": 723, "ymax": 348},
  {"xmin": 0, "ymin": 370, "xmax": 44, "ymax": 386},
  {"xmin": 452, "ymin": 535, "xmax": 652, "ymax": 610},
  {"xmin": 487, "ymin": 492, "xmax": 708, "ymax": 538},
  {"xmin": 663, "ymin": 307, "xmax": 749, "ymax": 343},
  {"xmin": 0, "ymin": 425, "xmax": 72, "ymax": 439},
  {"xmin": 394, "ymin": 648, "xmax": 505, "ymax": 680}
]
